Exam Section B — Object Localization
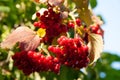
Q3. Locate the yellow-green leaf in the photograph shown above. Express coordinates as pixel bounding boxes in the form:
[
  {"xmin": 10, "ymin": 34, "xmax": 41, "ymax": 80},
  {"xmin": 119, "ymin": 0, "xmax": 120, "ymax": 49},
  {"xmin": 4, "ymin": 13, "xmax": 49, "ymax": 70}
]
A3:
[
  {"xmin": 88, "ymin": 33, "xmax": 103, "ymax": 64},
  {"xmin": 37, "ymin": 28, "xmax": 46, "ymax": 38},
  {"xmin": 72, "ymin": 0, "xmax": 92, "ymax": 26}
]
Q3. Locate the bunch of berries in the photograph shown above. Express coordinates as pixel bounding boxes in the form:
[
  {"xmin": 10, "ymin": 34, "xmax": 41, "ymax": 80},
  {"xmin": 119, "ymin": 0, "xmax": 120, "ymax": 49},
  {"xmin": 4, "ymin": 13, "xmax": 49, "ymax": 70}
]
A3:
[
  {"xmin": 90, "ymin": 24, "xmax": 104, "ymax": 36},
  {"xmin": 67, "ymin": 18, "xmax": 82, "ymax": 29},
  {"xmin": 34, "ymin": 7, "xmax": 68, "ymax": 43},
  {"xmin": 48, "ymin": 36, "xmax": 89, "ymax": 69},
  {"xmin": 12, "ymin": 51, "xmax": 60, "ymax": 75}
]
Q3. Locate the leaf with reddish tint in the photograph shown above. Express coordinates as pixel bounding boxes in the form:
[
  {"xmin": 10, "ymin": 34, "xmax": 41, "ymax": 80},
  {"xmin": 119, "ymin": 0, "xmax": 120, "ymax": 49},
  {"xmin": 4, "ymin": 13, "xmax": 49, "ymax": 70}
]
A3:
[
  {"xmin": 34, "ymin": 0, "xmax": 64, "ymax": 5},
  {"xmin": 34, "ymin": 0, "xmax": 47, "ymax": 3},
  {"xmin": 88, "ymin": 33, "xmax": 103, "ymax": 64},
  {"xmin": 0, "ymin": 26, "xmax": 41, "ymax": 51},
  {"xmin": 19, "ymin": 35, "xmax": 41, "ymax": 51},
  {"xmin": 61, "ymin": 11, "xmax": 68, "ymax": 19},
  {"xmin": 48, "ymin": 0, "xmax": 64, "ymax": 6}
]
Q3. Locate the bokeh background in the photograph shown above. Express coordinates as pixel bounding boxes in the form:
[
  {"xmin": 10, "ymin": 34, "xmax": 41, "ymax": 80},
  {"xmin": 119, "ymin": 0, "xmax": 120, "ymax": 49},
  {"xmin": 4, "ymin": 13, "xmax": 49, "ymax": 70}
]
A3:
[
  {"xmin": 94, "ymin": 0, "xmax": 120, "ymax": 55},
  {"xmin": 0, "ymin": 0, "xmax": 120, "ymax": 80}
]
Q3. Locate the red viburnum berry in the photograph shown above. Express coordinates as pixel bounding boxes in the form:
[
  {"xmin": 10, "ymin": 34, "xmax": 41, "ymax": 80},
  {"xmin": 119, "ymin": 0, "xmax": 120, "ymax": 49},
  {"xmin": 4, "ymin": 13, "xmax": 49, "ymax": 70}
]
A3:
[
  {"xmin": 68, "ymin": 21, "xmax": 74, "ymax": 28},
  {"xmin": 33, "ymin": 21, "xmax": 41, "ymax": 28},
  {"xmin": 90, "ymin": 25, "xmax": 99, "ymax": 33},
  {"xmin": 76, "ymin": 18, "xmax": 81, "ymax": 26},
  {"xmin": 36, "ymin": 12, "xmax": 41, "ymax": 17}
]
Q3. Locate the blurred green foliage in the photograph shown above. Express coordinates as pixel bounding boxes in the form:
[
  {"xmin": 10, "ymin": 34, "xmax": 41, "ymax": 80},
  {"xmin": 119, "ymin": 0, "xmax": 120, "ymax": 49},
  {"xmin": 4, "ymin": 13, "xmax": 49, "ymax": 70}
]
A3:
[
  {"xmin": 90, "ymin": 0, "xmax": 97, "ymax": 9},
  {"xmin": 0, "ymin": 0, "xmax": 120, "ymax": 80}
]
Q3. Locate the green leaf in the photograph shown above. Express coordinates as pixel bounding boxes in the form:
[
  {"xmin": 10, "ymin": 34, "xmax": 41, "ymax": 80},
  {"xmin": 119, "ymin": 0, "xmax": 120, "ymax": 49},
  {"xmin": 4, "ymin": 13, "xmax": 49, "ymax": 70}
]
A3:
[
  {"xmin": 90, "ymin": 0, "xmax": 97, "ymax": 9},
  {"xmin": 58, "ymin": 66, "xmax": 80, "ymax": 80},
  {"xmin": 0, "ymin": 73, "xmax": 5, "ymax": 80},
  {"xmin": 0, "ymin": 0, "xmax": 9, "ymax": 1},
  {"xmin": 88, "ymin": 33, "xmax": 103, "ymax": 64},
  {"xmin": 0, "ymin": 6, "xmax": 10, "ymax": 12},
  {"xmin": 0, "ymin": 48, "xmax": 8, "ymax": 61},
  {"xmin": 67, "ymin": 28, "xmax": 74, "ymax": 38}
]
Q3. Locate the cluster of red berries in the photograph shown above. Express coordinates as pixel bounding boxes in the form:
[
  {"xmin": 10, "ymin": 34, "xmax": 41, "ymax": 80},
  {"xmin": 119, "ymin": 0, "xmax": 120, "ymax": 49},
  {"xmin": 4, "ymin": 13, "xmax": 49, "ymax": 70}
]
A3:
[
  {"xmin": 83, "ymin": 24, "xmax": 104, "ymax": 43},
  {"xmin": 90, "ymin": 24, "xmax": 104, "ymax": 36},
  {"xmin": 67, "ymin": 18, "xmax": 82, "ymax": 28},
  {"xmin": 48, "ymin": 36, "xmax": 89, "ymax": 69},
  {"xmin": 12, "ymin": 51, "xmax": 60, "ymax": 75},
  {"xmin": 12, "ymin": 36, "xmax": 89, "ymax": 75},
  {"xmin": 34, "ymin": 7, "xmax": 68, "ymax": 43}
]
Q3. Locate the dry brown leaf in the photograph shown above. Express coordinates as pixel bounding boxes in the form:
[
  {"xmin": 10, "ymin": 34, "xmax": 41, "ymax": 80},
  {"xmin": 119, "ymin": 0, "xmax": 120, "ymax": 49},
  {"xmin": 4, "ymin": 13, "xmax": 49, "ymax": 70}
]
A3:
[
  {"xmin": 88, "ymin": 33, "xmax": 103, "ymax": 64},
  {"xmin": 0, "ymin": 26, "xmax": 41, "ymax": 51}
]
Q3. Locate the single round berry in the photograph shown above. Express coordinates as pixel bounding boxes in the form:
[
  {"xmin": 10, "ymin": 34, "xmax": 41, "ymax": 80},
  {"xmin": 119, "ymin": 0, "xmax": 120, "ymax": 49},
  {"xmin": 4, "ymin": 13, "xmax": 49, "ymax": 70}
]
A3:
[
  {"xmin": 96, "ymin": 29, "xmax": 103, "ymax": 36},
  {"xmin": 90, "ymin": 25, "xmax": 99, "ymax": 33},
  {"xmin": 34, "ymin": 22, "xmax": 41, "ymax": 27},
  {"xmin": 76, "ymin": 18, "xmax": 81, "ymax": 26},
  {"xmin": 68, "ymin": 22, "xmax": 74, "ymax": 28},
  {"xmin": 44, "ymin": 11, "xmax": 48, "ymax": 16},
  {"xmin": 36, "ymin": 12, "xmax": 41, "ymax": 17}
]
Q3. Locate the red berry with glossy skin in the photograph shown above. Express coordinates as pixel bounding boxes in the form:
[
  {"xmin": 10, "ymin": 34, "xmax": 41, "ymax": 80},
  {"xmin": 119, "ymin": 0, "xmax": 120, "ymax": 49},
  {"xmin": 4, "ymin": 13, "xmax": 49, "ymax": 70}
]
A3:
[
  {"xmin": 96, "ymin": 29, "xmax": 103, "ymax": 36},
  {"xmin": 36, "ymin": 12, "xmax": 41, "ymax": 17},
  {"xmin": 90, "ymin": 24, "xmax": 104, "ymax": 37},
  {"xmin": 68, "ymin": 21, "xmax": 74, "ymax": 28},
  {"xmin": 44, "ymin": 11, "xmax": 48, "ymax": 16},
  {"xmin": 34, "ymin": 22, "xmax": 41, "ymax": 28},
  {"xmin": 76, "ymin": 18, "xmax": 81, "ymax": 26},
  {"xmin": 90, "ymin": 25, "xmax": 99, "ymax": 33}
]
